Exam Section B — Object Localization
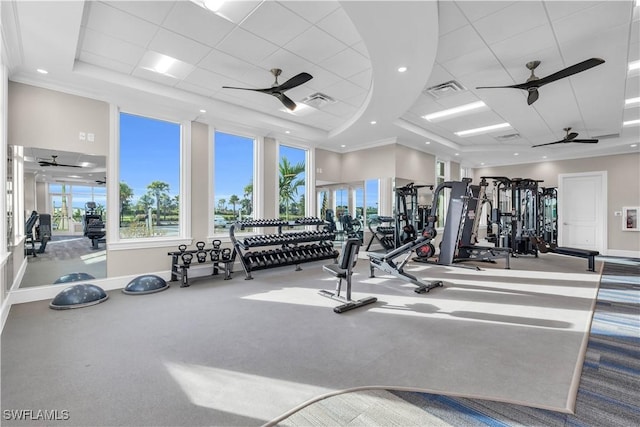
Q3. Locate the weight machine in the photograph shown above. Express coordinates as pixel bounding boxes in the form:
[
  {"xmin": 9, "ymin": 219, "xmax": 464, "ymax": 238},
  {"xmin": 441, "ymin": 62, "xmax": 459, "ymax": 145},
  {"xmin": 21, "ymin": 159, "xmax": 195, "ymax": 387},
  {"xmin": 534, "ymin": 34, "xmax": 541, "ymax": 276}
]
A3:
[
  {"xmin": 482, "ymin": 176, "xmax": 541, "ymax": 256},
  {"xmin": 84, "ymin": 202, "xmax": 106, "ymax": 249},
  {"xmin": 539, "ymin": 187, "xmax": 558, "ymax": 244},
  {"xmin": 393, "ymin": 183, "xmax": 433, "ymax": 247},
  {"xmin": 24, "ymin": 211, "xmax": 51, "ymax": 257}
]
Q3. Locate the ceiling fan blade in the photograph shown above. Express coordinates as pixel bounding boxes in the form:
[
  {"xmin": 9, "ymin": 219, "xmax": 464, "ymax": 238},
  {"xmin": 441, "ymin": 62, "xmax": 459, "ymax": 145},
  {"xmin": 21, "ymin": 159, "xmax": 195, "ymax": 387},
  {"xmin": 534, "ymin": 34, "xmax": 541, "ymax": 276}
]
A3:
[
  {"xmin": 535, "ymin": 58, "xmax": 605, "ymax": 87},
  {"xmin": 476, "ymin": 84, "xmax": 525, "ymax": 90},
  {"xmin": 532, "ymin": 140, "xmax": 564, "ymax": 148},
  {"xmin": 566, "ymin": 132, "xmax": 579, "ymax": 141},
  {"xmin": 222, "ymin": 85, "xmax": 265, "ymax": 92},
  {"xmin": 275, "ymin": 72, "xmax": 313, "ymax": 92},
  {"xmin": 527, "ymin": 89, "xmax": 539, "ymax": 105},
  {"xmin": 273, "ymin": 93, "xmax": 297, "ymax": 110},
  {"xmin": 572, "ymin": 139, "xmax": 599, "ymax": 143}
]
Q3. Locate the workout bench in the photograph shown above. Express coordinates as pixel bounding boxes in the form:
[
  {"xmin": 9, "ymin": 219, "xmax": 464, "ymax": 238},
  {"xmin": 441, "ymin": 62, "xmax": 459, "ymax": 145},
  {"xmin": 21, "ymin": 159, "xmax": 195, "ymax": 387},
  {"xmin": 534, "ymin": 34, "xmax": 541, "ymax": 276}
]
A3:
[
  {"xmin": 532, "ymin": 237, "xmax": 599, "ymax": 272},
  {"xmin": 319, "ymin": 238, "xmax": 377, "ymax": 313}
]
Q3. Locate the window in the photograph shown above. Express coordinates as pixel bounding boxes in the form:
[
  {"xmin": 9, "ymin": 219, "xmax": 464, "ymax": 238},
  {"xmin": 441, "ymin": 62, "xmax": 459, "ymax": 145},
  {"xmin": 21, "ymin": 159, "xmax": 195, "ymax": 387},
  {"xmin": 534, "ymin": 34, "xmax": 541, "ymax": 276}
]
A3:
[
  {"xmin": 365, "ymin": 179, "xmax": 379, "ymax": 225},
  {"xmin": 213, "ymin": 131, "xmax": 255, "ymax": 233},
  {"xmin": 279, "ymin": 145, "xmax": 306, "ymax": 220},
  {"xmin": 119, "ymin": 113, "xmax": 181, "ymax": 239},
  {"xmin": 317, "ymin": 189, "xmax": 329, "ymax": 221},
  {"xmin": 436, "ymin": 160, "xmax": 448, "ymax": 228},
  {"xmin": 354, "ymin": 187, "xmax": 364, "ymax": 220}
]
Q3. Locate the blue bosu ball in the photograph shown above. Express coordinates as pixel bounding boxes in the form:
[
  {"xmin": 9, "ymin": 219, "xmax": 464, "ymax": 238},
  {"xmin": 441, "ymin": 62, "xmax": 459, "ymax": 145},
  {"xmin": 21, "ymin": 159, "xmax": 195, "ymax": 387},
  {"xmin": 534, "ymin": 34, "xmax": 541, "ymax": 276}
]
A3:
[
  {"xmin": 49, "ymin": 284, "xmax": 109, "ymax": 310},
  {"xmin": 54, "ymin": 272, "xmax": 96, "ymax": 284},
  {"xmin": 122, "ymin": 274, "xmax": 169, "ymax": 295}
]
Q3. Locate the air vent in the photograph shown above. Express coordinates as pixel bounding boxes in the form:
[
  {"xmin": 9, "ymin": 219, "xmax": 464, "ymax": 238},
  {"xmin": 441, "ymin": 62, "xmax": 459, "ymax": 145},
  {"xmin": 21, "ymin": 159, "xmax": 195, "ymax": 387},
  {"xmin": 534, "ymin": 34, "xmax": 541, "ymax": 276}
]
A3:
[
  {"xmin": 301, "ymin": 92, "xmax": 336, "ymax": 109},
  {"xmin": 495, "ymin": 133, "xmax": 521, "ymax": 142},
  {"xmin": 424, "ymin": 80, "xmax": 467, "ymax": 99}
]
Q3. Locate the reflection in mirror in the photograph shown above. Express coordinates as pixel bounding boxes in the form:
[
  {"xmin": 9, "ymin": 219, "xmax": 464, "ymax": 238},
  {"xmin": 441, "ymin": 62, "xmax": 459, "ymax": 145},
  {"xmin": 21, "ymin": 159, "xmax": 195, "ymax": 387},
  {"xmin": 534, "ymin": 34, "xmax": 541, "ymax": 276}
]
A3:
[{"xmin": 19, "ymin": 147, "xmax": 107, "ymax": 288}]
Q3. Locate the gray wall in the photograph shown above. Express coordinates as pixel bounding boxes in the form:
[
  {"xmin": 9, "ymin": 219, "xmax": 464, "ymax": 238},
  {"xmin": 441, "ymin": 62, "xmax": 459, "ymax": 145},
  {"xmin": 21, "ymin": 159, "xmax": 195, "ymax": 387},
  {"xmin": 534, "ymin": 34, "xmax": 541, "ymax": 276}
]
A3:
[
  {"xmin": 474, "ymin": 153, "xmax": 640, "ymax": 253},
  {"xmin": 8, "ymin": 82, "xmax": 109, "ymax": 155}
]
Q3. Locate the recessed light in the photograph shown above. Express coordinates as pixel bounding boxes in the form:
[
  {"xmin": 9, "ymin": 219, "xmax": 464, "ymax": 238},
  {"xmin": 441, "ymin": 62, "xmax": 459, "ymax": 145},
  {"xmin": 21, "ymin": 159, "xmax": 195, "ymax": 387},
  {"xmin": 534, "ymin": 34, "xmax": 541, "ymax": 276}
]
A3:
[
  {"xmin": 623, "ymin": 119, "xmax": 640, "ymax": 126},
  {"xmin": 397, "ymin": 66, "xmax": 407, "ymax": 73},
  {"xmin": 629, "ymin": 60, "xmax": 640, "ymax": 72},
  {"xmin": 542, "ymin": 156, "xmax": 548, "ymax": 159},
  {"xmin": 480, "ymin": 162, "xmax": 485, "ymax": 165},
  {"xmin": 340, "ymin": 144, "xmax": 346, "ymax": 148},
  {"xmin": 631, "ymin": 144, "xmax": 638, "ymax": 147},
  {"xmin": 285, "ymin": 131, "xmax": 290, "ymax": 134},
  {"xmin": 425, "ymin": 141, "xmax": 431, "ymax": 145},
  {"xmin": 455, "ymin": 122, "xmax": 511, "ymax": 137},
  {"xmin": 370, "ymin": 120, "xmax": 377, "ymax": 125},
  {"xmin": 199, "ymin": 109, "xmax": 206, "ymax": 113},
  {"xmin": 36, "ymin": 68, "xmax": 48, "ymax": 74},
  {"xmin": 423, "ymin": 101, "xmax": 487, "ymax": 122},
  {"xmin": 454, "ymin": 153, "xmax": 459, "ymax": 156},
  {"xmin": 625, "ymin": 97, "xmax": 640, "ymax": 106},
  {"xmin": 514, "ymin": 153, "xmax": 519, "ymax": 156}
]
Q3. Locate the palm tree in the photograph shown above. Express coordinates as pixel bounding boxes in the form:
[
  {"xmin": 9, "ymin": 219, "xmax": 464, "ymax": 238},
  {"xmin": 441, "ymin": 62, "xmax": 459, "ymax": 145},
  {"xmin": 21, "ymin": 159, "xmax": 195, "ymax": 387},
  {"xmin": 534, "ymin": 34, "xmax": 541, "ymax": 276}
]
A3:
[
  {"xmin": 147, "ymin": 181, "xmax": 170, "ymax": 226},
  {"xmin": 279, "ymin": 157, "xmax": 305, "ymax": 220},
  {"xmin": 229, "ymin": 194, "xmax": 240, "ymax": 219},
  {"xmin": 217, "ymin": 198, "xmax": 226, "ymax": 213},
  {"xmin": 119, "ymin": 182, "xmax": 134, "ymax": 225}
]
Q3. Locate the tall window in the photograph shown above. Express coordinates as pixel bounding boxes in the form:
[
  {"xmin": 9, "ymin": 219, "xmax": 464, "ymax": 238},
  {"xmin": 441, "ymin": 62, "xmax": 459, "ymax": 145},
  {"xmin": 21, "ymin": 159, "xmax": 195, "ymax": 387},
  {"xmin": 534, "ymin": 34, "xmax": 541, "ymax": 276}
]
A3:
[
  {"xmin": 214, "ymin": 131, "xmax": 255, "ymax": 233},
  {"xmin": 436, "ymin": 160, "xmax": 448, "ymax": 228},
  {"xmin": 119, "ymin": 113, "xmax": 181, "ymax": 239},
  {"xmin": 354, "ymin": 187, "xmax": 364, "ymax": 220},
  {"xmin": 279, "ymin": 145, "xmax": 306, "ymax": 220},
  {"xmin": 365, "ymin": 179, "xmax": 379, "ymax": 225},
  {"xmin": 317, "ymin": 190, "xmax": 329, "ymax": 221}
]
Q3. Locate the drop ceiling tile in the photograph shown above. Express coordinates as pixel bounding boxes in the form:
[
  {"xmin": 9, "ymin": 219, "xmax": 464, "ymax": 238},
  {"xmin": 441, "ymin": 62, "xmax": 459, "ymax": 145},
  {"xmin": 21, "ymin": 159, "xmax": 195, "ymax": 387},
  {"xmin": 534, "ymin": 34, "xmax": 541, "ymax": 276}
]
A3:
[
  {"xmin": 350, "ymin": 40, "xmax": 370, "ymax": 59},
  {"xmin": 543, "ymin": 1, "xmax": 602, "ymax": 21},
  {"xmin": 472, "ymin": 2, "xmax": 548, "ymax": 45},
  {"xmin": 281, "ymin": 0, "xmax": 341, "ymax": 24},
  {"xmin": 316, "ymin": 7, "xmax": 362, "ymax": 47},
  {"xmin": 162, "ymin": 1, "xmax": 235, "ymax": 48},
  {"xmin": 241, "ymin": 1, "xmax": 312, "ymax": 46},
  {"xmin": 552, "ymin": 2, "xmax": 632, "ymax": 46},
  {"xmin": 348, "ymin": 68, "xmax": 372, "ymax": 90},
  {"xmin": 199, "ymin": 48, "xmax": 257, "ymax": 78},
  {"xmin": 148, "ymin": 28, "xmax": 211, "ymax": 65},
  {"xmin": 259, "ymin": 49, "xmax": 316, "ymax": 76},
  {"xmin": 283, "ymin": 26, "xmax": 348, "ymax": 64},
  {"xmin": 322, "ymin": 48, "xmax": 370, "ymax": 79},
  {"xmin": 132, "ymin": 66, "xmax": 181, "ymax": 87},
  {"xmin": 215, "ymin": 1, "xmax": 263, "ymax": 24},
  {"xmin": 103, "ymin": 0, "xmax": 175, "ymax": 25},
  {"xmin": 303, "ymin": 67, "xmax": 344, "ymax": 94},
  {"xmin": 78, "ymin": 51, "xmax": 135, "ymax": 75},
  {"xmin": 175, "ymin": 79, "xmax": 216, "ymax": 98},
  {"xmin": 489, "ymin": 24, "xmax": 558, "ymax": 66},
  {"xmin": 216, "ymin": 27, "xmax": 280, "ymax": 64},
  {"xmin": 80, "ymin": 27, "xmax": 147, "ymax": 68},
  {"xmin": 437, "ymin": 1, "xmax": 468, "ymax": 36},
  {"xmin": 436, "ymin": 25, "xmax": 487, "ymax": 64},
  {"xmin": 454, "ymin": 1, "xmax": 515, "ymax": 23},
  {"xmin": 321, "ymin": 101, "xmax": 358, "ymax": 119},
  {"xmin": 182, "ymin": 67, "xmax": 230, "ymax": 92},
  {"xmin": 440, "ymin": 46, "xmax": 497, "ymax": 78},
  {"xmin": 84, "ymin": 2, "xmax": 158, "ymax": 48}
]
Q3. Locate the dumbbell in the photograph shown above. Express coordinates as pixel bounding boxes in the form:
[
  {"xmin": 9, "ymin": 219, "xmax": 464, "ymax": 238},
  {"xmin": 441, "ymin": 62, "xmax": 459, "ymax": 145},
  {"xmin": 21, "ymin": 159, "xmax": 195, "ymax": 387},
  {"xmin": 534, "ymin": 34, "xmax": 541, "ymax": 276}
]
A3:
[{"xmin": 256, "ymin": 252, "xmax": 268, "ymax": 267}]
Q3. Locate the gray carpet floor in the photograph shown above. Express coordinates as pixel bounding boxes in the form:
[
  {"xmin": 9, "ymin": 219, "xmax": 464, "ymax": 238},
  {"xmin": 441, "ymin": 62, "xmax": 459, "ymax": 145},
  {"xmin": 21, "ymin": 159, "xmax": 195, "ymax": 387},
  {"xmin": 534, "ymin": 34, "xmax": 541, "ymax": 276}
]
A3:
[
  {"xmin": 274, "ymin": 257, "xmax": 640, "ymax": 427},
  {"xmin": 20, "ymin": 235, "xmax": 106, "ymax": 287},
  {"xmin": 1, "ymin": 253, "xmax": 600, "ymax": 426}
]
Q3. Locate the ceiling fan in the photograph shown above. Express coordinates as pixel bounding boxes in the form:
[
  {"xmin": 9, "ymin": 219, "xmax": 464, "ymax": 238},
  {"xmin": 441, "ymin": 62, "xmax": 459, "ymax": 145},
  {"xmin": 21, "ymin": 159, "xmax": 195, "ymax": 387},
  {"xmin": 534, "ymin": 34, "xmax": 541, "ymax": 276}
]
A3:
[
  {"xmin": 222, "ymin": 68, "xmax": 313, "ymax": 110},
  {"xmin": 532, "ymin": 127, "xmax": 599, "ymax": 147},
  {"xmin": 38, "ymin": 155, "xmax": 82, "ymax": 168},
  {"xmin": 476, "ymin": 57, "xmax": 605, "ymax": 105},
  {"xmin": 95, "ymin": 177, "xmax": 106, "ymax": 185}
]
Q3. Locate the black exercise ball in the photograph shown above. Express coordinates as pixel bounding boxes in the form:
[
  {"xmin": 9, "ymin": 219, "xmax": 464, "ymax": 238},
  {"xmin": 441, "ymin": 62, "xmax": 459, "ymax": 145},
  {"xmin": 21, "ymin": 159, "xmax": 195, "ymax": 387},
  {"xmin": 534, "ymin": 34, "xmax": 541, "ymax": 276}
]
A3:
[
  {"xmin": 49, "ymin": 284, "xmax": 109, "ymax": 310},
  {"xmin": 122, "ymin": 274, "xmax": 169, "ymax": 295},
  {"xmin": 54, "ymin": 272, "xmax": 96, "ymax": 284}
]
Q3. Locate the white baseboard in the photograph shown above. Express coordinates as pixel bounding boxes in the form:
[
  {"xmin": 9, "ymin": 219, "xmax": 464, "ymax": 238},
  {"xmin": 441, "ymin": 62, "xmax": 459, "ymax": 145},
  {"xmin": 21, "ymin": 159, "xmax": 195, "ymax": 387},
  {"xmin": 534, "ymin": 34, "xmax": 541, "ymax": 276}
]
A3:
[
  {"xmin": 0, "ymin": 257, "xmax": 28, "ymax": 332},
  {"xmin": 605, "ymin": 249, "xmax": 640, "ymax": 259}
]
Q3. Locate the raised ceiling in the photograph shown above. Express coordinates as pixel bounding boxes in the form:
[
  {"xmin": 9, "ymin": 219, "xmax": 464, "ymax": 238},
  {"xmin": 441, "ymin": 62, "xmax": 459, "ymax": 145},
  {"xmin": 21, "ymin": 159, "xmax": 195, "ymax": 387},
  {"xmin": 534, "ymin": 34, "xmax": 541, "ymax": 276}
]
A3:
[{"xmin": 3, "ymin": 0, "xmax": 639, "ymax": 168}]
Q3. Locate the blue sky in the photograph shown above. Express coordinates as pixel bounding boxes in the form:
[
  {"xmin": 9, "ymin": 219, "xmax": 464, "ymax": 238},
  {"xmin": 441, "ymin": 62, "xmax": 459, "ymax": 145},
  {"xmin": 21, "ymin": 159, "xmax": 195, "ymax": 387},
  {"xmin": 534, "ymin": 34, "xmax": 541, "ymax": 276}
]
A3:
[{"xmin": 119, "ymin": 114, "xmax": 306, "ymax": 209}]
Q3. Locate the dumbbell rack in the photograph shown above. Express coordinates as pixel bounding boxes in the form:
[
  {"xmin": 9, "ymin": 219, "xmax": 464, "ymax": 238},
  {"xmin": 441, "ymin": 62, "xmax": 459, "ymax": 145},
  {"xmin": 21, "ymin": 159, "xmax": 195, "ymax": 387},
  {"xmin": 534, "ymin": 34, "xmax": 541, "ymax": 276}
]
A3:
[
  {"xmin": 365, "ymin": 216, "xmax": 396, "ymax": 251},
  {"xmin": 168, "ymin": 240, "xmax": 234, "ymax": 287},
  {"xmin": 230, "ymin": 217, "xmax": 339, "ymax": 280}
]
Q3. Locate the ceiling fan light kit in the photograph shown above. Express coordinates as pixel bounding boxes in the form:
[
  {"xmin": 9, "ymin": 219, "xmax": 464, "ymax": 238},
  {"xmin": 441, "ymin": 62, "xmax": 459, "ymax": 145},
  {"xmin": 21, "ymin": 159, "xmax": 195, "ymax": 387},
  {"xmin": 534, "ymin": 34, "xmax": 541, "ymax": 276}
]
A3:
[{"xmin": 222, "ymin": 68, "xmax": 313, "ymax": 111}]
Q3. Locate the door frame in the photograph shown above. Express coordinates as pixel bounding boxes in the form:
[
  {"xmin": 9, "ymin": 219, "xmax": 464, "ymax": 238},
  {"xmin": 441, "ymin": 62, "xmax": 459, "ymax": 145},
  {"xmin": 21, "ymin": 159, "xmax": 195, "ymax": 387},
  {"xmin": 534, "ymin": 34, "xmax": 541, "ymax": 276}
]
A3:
[{"xmin": 558, "ymin": 171, "xmax": 607, "ymax": 254}]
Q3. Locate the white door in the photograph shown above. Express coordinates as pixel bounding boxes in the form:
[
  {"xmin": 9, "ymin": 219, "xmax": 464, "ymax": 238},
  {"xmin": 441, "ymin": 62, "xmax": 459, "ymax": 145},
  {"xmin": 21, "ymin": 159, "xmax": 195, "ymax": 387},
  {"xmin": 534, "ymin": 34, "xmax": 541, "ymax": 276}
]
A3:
[{"xmin": 558, "ymin": 172, "xmax": 607, "ymax": 253}]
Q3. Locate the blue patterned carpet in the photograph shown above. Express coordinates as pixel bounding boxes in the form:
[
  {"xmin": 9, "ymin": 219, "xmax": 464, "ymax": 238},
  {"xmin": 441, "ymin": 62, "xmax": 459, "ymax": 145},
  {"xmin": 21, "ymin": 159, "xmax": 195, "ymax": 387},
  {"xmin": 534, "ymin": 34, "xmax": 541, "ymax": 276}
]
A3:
[{"xmin": 392, "ymin": 257, "xmax": 640, "ymax": 426}]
